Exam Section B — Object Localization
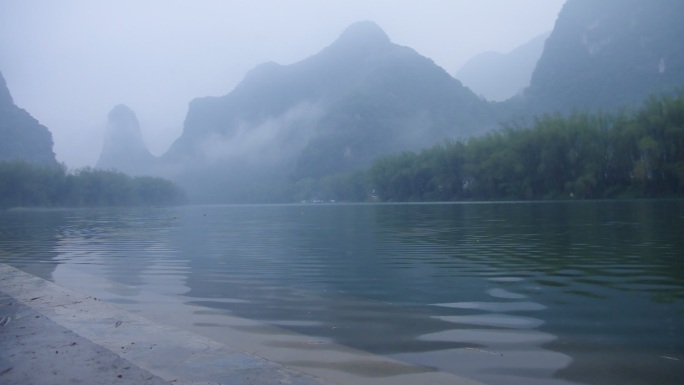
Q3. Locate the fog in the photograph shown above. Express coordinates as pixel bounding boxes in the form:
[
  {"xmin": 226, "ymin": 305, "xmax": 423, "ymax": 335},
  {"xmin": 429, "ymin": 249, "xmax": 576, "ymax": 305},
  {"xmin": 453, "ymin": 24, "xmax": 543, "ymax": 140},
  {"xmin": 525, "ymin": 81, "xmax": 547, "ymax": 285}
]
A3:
[
  {"xmin": 199, "ymin": 101, "xmax": 323, "ymax": 166},
  {"xmin": 0, "ymin": 0, "xmax": 564, "ymax": 168}
]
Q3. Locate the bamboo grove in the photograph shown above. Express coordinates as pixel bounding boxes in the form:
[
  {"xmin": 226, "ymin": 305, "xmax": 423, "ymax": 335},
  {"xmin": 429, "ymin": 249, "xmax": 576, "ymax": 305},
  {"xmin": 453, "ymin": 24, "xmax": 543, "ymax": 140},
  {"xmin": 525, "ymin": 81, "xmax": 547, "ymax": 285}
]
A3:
[{"xmin": 365, "ymin": 92, "xmax": 684, "ymax": 201}]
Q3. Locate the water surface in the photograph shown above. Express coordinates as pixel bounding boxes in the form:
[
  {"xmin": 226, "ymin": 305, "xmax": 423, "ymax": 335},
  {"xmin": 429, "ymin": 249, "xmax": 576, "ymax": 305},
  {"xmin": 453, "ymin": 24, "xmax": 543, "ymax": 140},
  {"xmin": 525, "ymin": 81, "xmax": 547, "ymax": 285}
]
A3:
[{"xmin": 1, "ymin": 201, "xmax": 682, "ymax": 385}]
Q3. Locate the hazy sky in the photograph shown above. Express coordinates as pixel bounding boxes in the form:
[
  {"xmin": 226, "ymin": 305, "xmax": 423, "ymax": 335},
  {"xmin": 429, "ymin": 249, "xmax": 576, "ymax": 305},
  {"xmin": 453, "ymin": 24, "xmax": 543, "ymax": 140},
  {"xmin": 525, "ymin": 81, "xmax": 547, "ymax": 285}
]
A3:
[{"xmin": 0, "ymin": 0, "xmax": 565, "ymax": 168}]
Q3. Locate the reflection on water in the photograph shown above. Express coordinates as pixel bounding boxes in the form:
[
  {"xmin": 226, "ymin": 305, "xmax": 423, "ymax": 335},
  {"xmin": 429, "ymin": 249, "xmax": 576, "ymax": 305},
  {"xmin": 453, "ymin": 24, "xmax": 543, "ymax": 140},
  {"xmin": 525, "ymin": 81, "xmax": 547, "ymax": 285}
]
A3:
[
  {"xmin": 432, "ymin": 314, "xmax": 544, "ymax": 329},
  {"xmin": 1, "ymin": 201, "xmax": 683, "ymax": 385},
  {"xmin": 435, "ymin": 301, "xmax": 547, "ymax": 312},
  {"xmin": 410, "ymin": 296, "xmax": 569, "ymax": 385}
]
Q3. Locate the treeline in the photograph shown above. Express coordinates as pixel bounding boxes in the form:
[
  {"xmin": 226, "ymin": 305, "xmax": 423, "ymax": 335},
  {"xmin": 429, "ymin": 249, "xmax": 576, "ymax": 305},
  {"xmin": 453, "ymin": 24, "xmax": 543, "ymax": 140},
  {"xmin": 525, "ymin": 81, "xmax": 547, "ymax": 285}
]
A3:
[
  {"xmin": 0, "ymin": 162, "xmax": 187, "ymax": 209},
  {"xmin": 306, "ymin": 91, "xmax": 684, "ymax": 202}
]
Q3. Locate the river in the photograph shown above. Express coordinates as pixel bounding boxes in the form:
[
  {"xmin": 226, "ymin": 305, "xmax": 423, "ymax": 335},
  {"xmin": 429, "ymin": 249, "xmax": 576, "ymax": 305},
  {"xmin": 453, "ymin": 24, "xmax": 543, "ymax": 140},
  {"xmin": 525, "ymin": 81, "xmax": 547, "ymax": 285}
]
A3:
[{"xmin": 1, "ymin": 201, "xmax": 682, "ymax": 385}]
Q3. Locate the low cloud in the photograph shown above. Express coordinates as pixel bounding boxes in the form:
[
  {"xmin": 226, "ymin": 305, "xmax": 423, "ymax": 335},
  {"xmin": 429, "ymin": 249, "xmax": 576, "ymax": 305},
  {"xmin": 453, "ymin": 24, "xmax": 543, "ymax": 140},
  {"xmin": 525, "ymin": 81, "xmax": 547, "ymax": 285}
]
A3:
[{"xmin": 197, "ymin": 100, "xmax": 325, "ymax": 167}]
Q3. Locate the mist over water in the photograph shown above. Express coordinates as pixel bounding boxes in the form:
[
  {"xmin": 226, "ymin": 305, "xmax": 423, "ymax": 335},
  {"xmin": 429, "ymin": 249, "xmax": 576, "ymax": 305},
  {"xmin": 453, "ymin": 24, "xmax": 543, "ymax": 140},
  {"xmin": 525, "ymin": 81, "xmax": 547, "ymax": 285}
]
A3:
[{"xmin": 1, "ymin": 201, "xmax": 682, "ymax": 385}]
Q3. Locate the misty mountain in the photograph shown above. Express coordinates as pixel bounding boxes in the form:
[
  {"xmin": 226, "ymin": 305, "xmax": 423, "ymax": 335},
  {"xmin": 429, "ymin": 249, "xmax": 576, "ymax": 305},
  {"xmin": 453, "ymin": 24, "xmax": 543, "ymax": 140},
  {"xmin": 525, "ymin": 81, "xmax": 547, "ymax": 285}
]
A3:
[
  {"xmin": 0, "ymin": 71, "xmax": 57, "ymax": 165},
  {"xmin": 98, "ymin": 1, "xmax": 684, "ymax": 203},
  {"xmin": 525, "ymin": 0, "xmax": 684, "ymax": 113},
  {"xmin": 96, "ymin": 104, "xmax": 155, "ymax": 175},
  {"xmin": 160, "ymin": 21, "xmax": 496, "ymax": 202},
  {"xmin": 455, "ymin": 32, "xmax": 550, "ymax": 102}
]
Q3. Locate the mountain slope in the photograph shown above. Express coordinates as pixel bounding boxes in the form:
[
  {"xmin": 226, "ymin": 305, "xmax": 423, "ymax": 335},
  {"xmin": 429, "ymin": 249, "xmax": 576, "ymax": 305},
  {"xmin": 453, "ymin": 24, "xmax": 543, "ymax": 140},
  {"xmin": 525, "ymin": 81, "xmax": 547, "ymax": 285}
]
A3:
[
  {"xmin": 161, "ymin": 21, "xmax": 495, "ymax": 202},
  {"xmin": 526, "ymin": 0, "xmax": 684, "ymax": 113},
  {"xmin": 0, "ymin": 71, "xmax": 57, "ymax": 165}
]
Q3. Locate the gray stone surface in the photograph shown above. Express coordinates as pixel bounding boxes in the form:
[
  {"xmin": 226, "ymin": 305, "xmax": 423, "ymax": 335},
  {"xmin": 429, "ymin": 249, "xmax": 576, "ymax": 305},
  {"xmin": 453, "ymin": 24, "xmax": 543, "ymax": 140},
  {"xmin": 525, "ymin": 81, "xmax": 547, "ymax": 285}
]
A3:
[
  {"xmin": 0, "ymin": 290, "xmax": 169, "ymax": 385},
  {"xmin": 0, "ymin": 264, "xmax": 486, "ymax": 385},
  {"xmin": 0, "ymin": 264, "xmax": 336, "ymax": 385}
]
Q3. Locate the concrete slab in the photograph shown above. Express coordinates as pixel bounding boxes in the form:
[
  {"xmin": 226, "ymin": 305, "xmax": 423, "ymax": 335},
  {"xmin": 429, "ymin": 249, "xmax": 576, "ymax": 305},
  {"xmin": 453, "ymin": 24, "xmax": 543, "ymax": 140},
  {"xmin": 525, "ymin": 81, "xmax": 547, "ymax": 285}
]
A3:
[
  {"xmin": 0, "ymin": 264, "xmax": 337, "ymax": 385},
  {"xmin": 0, "ymin": 264, "xmax": 487, "ymax": 385},
  {"xmin": 0, "ymin": 290, "xmax": 169, "ymax": 385}
]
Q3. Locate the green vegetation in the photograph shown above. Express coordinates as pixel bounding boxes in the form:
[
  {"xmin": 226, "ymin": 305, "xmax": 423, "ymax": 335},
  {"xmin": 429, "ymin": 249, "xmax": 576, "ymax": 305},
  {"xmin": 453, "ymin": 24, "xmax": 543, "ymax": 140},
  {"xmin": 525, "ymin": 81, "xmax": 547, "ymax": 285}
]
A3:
[
  {"xmin": 0, "ymin": 162, "xmax": 187, "ymax": 209},
  {"xmin": 307, "ymin": 92, "xmax": 684, "ymax": 202}
]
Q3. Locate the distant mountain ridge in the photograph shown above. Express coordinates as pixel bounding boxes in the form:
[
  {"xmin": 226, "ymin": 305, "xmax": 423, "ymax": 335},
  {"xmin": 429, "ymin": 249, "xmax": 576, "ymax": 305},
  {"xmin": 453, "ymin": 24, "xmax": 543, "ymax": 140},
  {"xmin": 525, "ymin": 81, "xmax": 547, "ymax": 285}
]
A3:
[
  {"xmin": 167, "ymin": 21, "xmax": 493, "ymax": 158},
  {"xmin": 456, "ymin": 32, "xmax": 550, "ymax": 102},
  {"xmin": 0, "ymin": 71, "xmax": 57, "ymax": 165},
  {"xmin": 158, "ymin": 21, "xmax": 496, "ymax": 202},
  {"xmin": 96, "ymin": 104, "xmax": 155, "ymax": 175}
]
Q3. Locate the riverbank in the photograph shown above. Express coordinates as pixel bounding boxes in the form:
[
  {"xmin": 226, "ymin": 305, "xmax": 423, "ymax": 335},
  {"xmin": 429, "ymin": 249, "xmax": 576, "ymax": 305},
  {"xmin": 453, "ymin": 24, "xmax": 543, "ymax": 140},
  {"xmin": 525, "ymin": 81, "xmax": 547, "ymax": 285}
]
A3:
[
  {"xmin": 0, "ymin": 264, "xmax": 488, "ymax": 385},
  {"xmin": 0, "ymin": 264, "xmax": 335, "ymax": 385}
]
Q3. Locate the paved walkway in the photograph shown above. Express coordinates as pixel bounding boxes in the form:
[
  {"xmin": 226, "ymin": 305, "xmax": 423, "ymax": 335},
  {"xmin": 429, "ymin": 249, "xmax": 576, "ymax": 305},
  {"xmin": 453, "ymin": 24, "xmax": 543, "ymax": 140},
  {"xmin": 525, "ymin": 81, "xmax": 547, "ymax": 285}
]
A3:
[
  {"xmin": 0, "ymin": 264, "xmax": 336, "ymax": 385},
  {"xmin": 0, "ymin": 264, "xmax": 487, "ymax": 385}
]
